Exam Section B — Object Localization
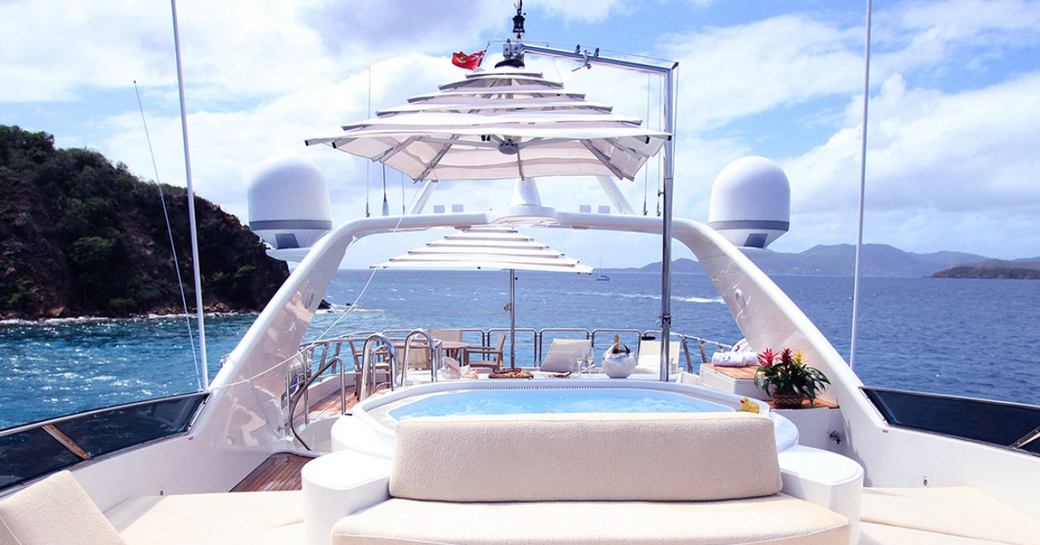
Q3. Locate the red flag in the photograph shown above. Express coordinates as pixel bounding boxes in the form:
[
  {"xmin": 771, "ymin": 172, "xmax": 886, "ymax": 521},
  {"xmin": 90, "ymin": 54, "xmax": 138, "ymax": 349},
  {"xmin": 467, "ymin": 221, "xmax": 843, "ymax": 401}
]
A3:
[{"xmin": 452, "ymin": 51, "xmax": 484, "ymax": 70}]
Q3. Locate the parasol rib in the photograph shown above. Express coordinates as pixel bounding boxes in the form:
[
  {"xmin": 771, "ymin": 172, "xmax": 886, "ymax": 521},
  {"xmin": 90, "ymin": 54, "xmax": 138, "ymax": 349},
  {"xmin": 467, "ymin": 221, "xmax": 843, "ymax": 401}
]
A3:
[
  {"xmin": 416, "ymin": 137, "xmax": 457, "ymax": 181},
  {"xmin": 581, "ymin": 140, "xmax": 628, "ymax": 180}
]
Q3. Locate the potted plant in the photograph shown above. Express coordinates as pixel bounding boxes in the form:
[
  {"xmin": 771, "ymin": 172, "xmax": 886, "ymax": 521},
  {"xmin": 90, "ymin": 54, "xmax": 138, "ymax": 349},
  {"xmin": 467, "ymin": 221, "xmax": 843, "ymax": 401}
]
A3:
[{"xmin": 754, "ymin": 348, "xmax": 830, "ymax": 408}]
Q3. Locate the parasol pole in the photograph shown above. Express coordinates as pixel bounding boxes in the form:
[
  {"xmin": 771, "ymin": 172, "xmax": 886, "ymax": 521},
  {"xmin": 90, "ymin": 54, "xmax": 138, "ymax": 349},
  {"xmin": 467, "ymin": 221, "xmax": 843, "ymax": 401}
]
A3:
[
  {"xmin": 509, "ymin": 268, "xmax": 516, "ymax": 368},
  {"xmin": 516, "ymin": 44, "xmax": 678, "ymax": 381}
]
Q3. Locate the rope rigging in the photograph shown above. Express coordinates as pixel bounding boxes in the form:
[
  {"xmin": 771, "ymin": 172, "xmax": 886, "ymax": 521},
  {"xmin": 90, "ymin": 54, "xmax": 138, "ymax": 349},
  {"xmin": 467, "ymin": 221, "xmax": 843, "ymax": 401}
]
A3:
[
  {"xmin": 132, "ymin": 80, "xmax": 202, "ymax": 390},
  {"xmin": 642, "ymin": 73, "xmax": 651, "ymax": 216},
  {"xmin": 381, "ymin": 163, "xmax": 390, "ymax": 216},
  {"xmin": 365, "ymin": 68, "xmax": 372, "ymax": 217}
]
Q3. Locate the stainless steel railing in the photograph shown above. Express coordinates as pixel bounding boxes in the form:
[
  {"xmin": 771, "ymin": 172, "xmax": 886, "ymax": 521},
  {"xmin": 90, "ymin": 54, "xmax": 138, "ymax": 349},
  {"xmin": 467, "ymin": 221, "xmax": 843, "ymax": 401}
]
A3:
[{"xmin": 286, "ymin": 325, "xmax": 734, "ymax": 437}]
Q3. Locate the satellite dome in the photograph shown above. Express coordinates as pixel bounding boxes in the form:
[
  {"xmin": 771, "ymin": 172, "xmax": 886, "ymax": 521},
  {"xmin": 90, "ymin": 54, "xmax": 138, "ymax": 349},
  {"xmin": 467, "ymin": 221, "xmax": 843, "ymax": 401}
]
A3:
[
  {"xmin": 247, "ymin": 155, "xmax": 332, "ymax": 252},
  {"xmin": 708, "ymin": 156, "xmax": 790, "ymax": 249}
]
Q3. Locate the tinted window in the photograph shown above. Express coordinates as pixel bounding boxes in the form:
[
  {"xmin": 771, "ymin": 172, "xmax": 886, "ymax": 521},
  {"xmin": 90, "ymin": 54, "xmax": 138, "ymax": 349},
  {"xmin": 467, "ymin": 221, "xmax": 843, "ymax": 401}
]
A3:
[
  {"xmin": 0, "ymin": 394, "xmax": 206, "ymax": 491},
  {"xmin": 864, "ymin": 387, "xmax": 1040, "ymax": 455},
  {"xmin": 0, "ymin": 427, "xmax": 82, "ymax": 489},
  {"xmin": 54, "ymin": 395, "xmax": 205, "ymax": 458}
]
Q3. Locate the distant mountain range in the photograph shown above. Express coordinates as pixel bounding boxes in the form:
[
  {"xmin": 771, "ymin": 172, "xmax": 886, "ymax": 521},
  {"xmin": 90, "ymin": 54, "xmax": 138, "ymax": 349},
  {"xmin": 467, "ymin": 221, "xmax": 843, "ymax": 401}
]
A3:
[{"xmin": 606, "ymin": 243, "xmax": 1029, "ymax": 278}]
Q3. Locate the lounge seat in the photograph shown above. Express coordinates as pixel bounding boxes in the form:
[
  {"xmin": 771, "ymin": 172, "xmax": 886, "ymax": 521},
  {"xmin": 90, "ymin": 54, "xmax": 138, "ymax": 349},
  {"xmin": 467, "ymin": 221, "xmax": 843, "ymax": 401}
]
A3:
[
  {"xmin": 0, "ymin": 469, "xmax": 304, "ymax": 545},
  {"xmin": 861, "ymin": 487, "xmax": 1040, "ymax": 545},
  {"xmin": 332, "ymin": 413, "xmax": 850, "ymax": 545},
  {"xmin": 107, "ymin": 489, "xmax": 304, "ymax": 545},
  {"xmin": 860, "ymin": 521, "xmax": 1002, "ymax": 545}
]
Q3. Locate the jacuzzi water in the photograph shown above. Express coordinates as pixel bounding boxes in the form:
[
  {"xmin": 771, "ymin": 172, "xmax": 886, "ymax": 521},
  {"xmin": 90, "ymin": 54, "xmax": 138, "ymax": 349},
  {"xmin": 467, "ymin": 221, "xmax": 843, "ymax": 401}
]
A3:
[{"xmin": 387, "ymin": 387, "xmax": 732, "ymax": 421}]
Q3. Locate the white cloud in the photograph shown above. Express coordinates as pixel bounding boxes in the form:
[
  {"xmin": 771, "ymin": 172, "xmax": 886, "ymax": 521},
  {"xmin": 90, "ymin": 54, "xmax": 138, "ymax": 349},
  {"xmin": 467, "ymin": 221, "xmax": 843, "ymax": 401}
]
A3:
[
  {"xmin": 664, "ymin": 14, "xmax": 863, "ymax": 131},
  {"xmin": 779, "ymin": 71, "xmax": 1040, "ymax": 257},
  {"xmin": 5, "ymin": 0, "xmax": 1040, "ymax": 264}
]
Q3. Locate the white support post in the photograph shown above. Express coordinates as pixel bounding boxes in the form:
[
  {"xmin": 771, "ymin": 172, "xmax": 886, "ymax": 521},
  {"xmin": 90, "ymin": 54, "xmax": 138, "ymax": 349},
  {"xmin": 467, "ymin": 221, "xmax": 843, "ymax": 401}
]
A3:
[
  {"xmin": 170, "ymin": 0, "xmax": 208, "ymax": 390},
  {"xmin": 595, "ymin": 176, "xmax": 636, "ymax": 215},
  {"xmin": 409, "ymin": 180, "xmax": 435, "ymax": 215},
  {"xmin": 850, "ymin": 0, "xmax": 873, "ymax": 371}
]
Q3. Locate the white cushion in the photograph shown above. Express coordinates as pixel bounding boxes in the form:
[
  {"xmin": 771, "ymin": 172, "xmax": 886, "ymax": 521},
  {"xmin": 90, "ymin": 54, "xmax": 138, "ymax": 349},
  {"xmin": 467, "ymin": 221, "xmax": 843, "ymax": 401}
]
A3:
[
  {"xmin": 862, "ymin": 487, "xmax": 1040, "ymax": 545},
  {"xmin": 635, "ymin": 340, "xmax": 681, "ymax": 373},
  {"xmin": 0, "ymin": 470, "xmax": 126, "ymax": 545},
  {"xmin": 860, "ymin": 522, "xmax": 1002, "ymax": 545},
  {"xmin": 333, "ymin": 495, "xmax": 850, "ymax": 545},
  {"xmin": 106, "ymin": 490, "xmax": 302, "ymax": 545},
  {"xmin": 538, "ymin": 338, "xmax": 590, "ymax": 372},
  {"xmin": 390, "ymin": 413, "xmax": 781, "ymax": 502}
]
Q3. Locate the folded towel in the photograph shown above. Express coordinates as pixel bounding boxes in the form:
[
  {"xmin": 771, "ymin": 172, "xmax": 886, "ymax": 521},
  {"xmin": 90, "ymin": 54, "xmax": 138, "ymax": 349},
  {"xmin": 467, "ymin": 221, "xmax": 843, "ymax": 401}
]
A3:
[{"xmin": 711, "ymin": 351, "xmax": 758, "ymax": 367}]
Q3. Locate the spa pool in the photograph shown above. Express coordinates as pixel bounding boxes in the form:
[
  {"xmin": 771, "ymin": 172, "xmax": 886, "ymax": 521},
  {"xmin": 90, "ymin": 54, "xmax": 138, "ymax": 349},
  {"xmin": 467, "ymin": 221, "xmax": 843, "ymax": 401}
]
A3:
[
  {"xmin": 387, "ymin": 388, "xmax": 731, "ymax": 421},
  {"xmin": 331, "ymin": 381, "xmax": 797, "ymax": 455}
]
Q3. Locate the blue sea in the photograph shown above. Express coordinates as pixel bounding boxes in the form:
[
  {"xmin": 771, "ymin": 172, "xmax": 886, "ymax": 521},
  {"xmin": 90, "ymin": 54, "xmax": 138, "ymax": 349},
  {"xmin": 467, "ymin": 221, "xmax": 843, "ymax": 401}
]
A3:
[{"xmin": 1, "ymin": 270, "xmax": 1038, "ymax": 428}]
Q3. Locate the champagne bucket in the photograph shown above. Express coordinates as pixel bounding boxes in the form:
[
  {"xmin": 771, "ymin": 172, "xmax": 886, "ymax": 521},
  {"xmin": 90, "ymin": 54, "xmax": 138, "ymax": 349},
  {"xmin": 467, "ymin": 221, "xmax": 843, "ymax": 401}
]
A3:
[{"xmin": 601, "ymin": 343, "xmax": 636, "ymax": 378}]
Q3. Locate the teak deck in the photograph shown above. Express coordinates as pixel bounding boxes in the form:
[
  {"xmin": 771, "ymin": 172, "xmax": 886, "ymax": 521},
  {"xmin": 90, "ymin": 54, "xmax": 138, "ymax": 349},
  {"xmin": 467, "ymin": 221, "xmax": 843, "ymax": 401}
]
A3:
[{"xmin": 231, "ymin": 452, "xmax": 314, "ymax": 492}]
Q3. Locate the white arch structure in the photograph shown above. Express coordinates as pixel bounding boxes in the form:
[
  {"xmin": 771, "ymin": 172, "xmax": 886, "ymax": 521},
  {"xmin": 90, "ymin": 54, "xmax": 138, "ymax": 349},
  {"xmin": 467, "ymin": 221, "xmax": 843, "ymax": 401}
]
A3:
[{"xmin": 183, "ymin": 212, "xmax": 1040, "ymax": 516}]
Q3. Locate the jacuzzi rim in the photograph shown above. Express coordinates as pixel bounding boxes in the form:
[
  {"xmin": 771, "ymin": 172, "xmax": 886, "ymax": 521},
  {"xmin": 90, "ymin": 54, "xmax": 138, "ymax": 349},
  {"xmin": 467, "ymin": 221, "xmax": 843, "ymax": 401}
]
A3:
[{"xmin": 347, "ymin": 379, "xmax": 795, "ymax": 451}]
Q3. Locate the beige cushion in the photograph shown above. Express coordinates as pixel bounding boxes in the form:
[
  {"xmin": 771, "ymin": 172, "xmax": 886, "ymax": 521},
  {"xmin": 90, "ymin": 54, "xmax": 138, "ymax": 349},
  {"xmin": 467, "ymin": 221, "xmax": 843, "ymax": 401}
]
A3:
[
  {"xmin": 106, "ymin": 490, "xmax": 302, "ymax": 545},
  {"xmin": 635, "ymin": 340, "xmax": 681, "ymax": 373},
  {"xmin": 862, "ymin": 487, "xmax": 1040, "ymax": 545},
  {"xmin": 390, "ymin": 413, "xmax": 781, "ymax": 502},
  {"xmin": 539, "ymin": 338, "xmax": 590, "ymax": 372},
  {"xmin": 0, "ymin": 470, "xmax": 126, "ymax": 545},
  {"xmin": 860, "ymin": 522, "xmax": 1003, "ymax": 545},
  {"xmin": 333, "ymin": 495, "xmax": 849, "ymax": 545}
]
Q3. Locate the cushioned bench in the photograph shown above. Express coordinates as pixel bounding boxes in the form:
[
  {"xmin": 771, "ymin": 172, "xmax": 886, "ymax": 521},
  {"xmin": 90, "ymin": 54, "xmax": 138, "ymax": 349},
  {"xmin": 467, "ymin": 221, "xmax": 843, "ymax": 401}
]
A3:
[
  {"xmin": 332, "ymin": 413, "xmax": 851, "ymax": 545},
  {"xmin": 0, "ymin": 471, "xmax": 303, "ymax": 545},
  {"xmin": 860, "ymin": 487, "xmax": 1040, "ymax": 545}
]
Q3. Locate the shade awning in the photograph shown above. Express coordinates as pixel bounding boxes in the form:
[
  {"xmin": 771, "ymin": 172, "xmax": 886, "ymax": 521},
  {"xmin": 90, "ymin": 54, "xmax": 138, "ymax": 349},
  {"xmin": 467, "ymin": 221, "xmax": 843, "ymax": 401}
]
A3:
[
  {"xmin": 371, "ymin": 227, "xmax": 593, "ymax": 274},
  {"xmin": 306, "ymin": 69, "xmax": 668, "ymax": 182}
]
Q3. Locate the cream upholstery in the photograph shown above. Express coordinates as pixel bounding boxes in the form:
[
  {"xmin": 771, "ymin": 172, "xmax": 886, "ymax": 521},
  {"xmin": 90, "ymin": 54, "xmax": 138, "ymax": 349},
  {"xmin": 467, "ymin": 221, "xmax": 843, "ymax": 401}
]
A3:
[
  {"xmin": 333, "ymin": 496, "xmax": 850, "ymax": 545},
  {"xmin": 862, "ymin": 487, "xmax": 1040, "ymax": 545},
  {"xmin": 390, "ymin": 413, "xmax": 782, "ymax": 502},
  {"xmin": 106, "ymin": 490, "xmax": 303, "ymax": 545},
  {"xmin": 860, "ymin": 522, "xmax": 1002, "ymax": 545},
  {"xmin": 0, "ymin": 470, "xmax": 126, "ymax": 545},
  {"xmin": 635, "ymin": 339, "xmax": 681, "ymax": 374},
  {"xmin": 539, "ymin": 338, "xmax": 590, "ymax": 372}
]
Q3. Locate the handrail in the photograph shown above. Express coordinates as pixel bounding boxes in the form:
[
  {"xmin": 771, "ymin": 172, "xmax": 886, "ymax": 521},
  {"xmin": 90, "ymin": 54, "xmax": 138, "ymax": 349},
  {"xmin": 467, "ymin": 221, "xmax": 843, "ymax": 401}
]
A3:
[
  {"xmin": 359, "ymin": 333, "xmax": 397, "ymax": 401},
  {"xmin": 402, "ymin": 329, "xmax": 441, "ymax": 384},
  {"xmin": 284, "ymin": 326, "xmax": 734, "ymax": 428},
  {"xmin": 589, "ymin": 328, "xmax": 643, "ymax": 349},
  {"xmin": 287, "ymin": 355, "xmax": 342, "ymax": 450}
]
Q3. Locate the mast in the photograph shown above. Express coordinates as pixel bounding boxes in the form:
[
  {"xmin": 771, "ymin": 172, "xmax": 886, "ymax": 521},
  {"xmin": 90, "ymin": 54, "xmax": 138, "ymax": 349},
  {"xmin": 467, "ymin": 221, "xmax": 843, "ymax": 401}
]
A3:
[{"xmin": 170, "ymin": 0, "xmax": 209, "ymax": 389}]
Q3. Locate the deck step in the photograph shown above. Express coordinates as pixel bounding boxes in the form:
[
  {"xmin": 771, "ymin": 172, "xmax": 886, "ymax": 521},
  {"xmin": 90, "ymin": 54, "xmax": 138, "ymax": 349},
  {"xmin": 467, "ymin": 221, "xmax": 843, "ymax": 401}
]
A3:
[{"xmin": 231, "ymin": 452, "xmax": 315, "ymax": 492}]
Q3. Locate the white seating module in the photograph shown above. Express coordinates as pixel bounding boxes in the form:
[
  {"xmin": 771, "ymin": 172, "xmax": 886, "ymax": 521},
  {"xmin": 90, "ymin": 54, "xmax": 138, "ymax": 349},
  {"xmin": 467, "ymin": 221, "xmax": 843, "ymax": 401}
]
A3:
[{"xmin": 332, "ymin": 413, "xmax": 851, "ymax": 545}]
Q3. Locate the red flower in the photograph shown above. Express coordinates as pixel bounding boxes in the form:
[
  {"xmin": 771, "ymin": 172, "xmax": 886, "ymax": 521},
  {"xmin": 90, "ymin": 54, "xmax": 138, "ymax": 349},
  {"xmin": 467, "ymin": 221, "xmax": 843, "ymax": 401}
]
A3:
[
  {"xmin": 780, "ymin": 348, "xmax": 794, "ymax": 366},
  {"xmin": 758, "ymin": 348, "xmax": 775, "ymax": 367}
]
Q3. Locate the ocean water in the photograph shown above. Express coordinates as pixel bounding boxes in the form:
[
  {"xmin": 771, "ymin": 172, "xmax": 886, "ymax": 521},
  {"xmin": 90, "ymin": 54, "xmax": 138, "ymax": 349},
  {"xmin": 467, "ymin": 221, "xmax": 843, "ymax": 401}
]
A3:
[{"xmin": 1, "ymin": 270, "xmax": 1038, "ymax": 428}]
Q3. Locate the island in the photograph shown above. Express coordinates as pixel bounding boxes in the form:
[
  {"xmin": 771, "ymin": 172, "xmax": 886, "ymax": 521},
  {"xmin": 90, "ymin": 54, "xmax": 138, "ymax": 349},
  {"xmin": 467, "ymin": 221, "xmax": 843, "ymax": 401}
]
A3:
[
  {"xmin": 0, "ymin": 125, "xmax": 290, "ymax": 319},
  {"xmin": 932, "ymin": 259, "xmax": 1040, "ymax": 280}
]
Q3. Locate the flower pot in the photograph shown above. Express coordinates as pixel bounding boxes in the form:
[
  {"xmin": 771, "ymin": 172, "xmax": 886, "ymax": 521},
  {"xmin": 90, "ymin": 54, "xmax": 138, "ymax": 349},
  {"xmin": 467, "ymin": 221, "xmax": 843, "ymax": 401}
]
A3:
[{"xmin": 771, "ymin": 392, "xmax": 805, "ymax": 409}]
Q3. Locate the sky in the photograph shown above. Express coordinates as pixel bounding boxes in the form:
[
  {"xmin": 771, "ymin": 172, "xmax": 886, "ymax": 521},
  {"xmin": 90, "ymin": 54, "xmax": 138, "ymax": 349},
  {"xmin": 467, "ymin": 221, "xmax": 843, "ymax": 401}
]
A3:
[{"xmin": 2, "ymin": 0, "xmax": 1039, "ymax": 268}]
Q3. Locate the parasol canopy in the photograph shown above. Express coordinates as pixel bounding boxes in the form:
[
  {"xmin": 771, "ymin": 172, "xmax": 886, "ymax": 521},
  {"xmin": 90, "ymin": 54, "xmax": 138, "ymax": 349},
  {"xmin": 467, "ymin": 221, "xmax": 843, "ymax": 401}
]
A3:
[
  {"xmin": 306, "ymin": 70, "xmax": 668, "ymax": 181},
  {"xmin": 372, "ymin": 226, "xmax": 591, "ymax": 367}
]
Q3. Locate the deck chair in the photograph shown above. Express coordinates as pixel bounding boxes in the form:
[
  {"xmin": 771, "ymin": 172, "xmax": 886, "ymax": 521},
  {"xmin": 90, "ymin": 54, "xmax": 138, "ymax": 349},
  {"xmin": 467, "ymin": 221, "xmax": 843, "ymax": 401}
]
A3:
[
  {"xmin": 539, "ymin": 338, "xmax": 591, "ymax": 373},
  {"xmin": 428, "ymin": 328, "xmax": 462, "ymax": 343},
  {"xmin": 463, "ymin": 335, "xmax": 505, "ymax": 369},
  {"xmin": 635, "ymin": 339, "xmax": 682, "ymax": 375}
]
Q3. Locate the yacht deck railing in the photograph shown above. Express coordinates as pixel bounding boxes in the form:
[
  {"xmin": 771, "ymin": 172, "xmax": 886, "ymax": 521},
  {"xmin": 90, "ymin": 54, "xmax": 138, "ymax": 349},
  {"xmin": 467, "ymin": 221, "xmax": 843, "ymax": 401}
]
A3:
[{"xmin": 286, "ymin": 326, "xmax": 734, "ymax": 432}]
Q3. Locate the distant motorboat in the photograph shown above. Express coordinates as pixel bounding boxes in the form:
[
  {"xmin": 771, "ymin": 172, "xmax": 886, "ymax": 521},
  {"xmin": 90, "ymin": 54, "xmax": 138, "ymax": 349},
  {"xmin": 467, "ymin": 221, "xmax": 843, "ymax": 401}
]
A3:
[{"xmin": 596, "ymin": 273, "xmax": 610, "ymax": 281}]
